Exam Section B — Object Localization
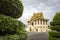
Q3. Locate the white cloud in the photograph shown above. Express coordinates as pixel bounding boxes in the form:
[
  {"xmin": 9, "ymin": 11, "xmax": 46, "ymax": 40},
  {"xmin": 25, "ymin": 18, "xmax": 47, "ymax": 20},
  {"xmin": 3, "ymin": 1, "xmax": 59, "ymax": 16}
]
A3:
[{"xmin": 18, "ymin": 0, "xmax": 60, "ymax": 25}]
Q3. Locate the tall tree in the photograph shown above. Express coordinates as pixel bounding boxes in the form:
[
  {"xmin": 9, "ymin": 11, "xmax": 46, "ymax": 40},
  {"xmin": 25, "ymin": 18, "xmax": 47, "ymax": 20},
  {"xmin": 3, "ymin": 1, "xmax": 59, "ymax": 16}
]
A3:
[
  {"xmin": 0, "ymin": 0, "xmax": 27, "ymax": 40},
  {"xmin": 49, "ymin": 12, "xmax": 60, "ymax": 40}
]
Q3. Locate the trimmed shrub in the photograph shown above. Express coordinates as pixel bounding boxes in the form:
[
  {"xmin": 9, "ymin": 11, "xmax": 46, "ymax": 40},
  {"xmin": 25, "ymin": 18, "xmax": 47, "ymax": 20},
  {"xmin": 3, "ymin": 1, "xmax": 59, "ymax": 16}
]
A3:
[
  {"xmin": 49, "ymin": 12, "xmax": 60, "ymax": 40},
  {"xmin": 0, "ymin": 14, "xmax": 27, "ymax": 40},
  {"xmin": 50, "ymin": 26, "xmax": 60, "ymax": 31},
  {"xmin": 49, "ymin": 31, "xmax": 60, "ymax": 38},
  {"xmin": 49, "ymin": 36, "xmax": 60, "ymax": 40},
  {"xmin": 0, "ymin": 0, "xmax": 27, "ymax": 40},
  {"xmin": 53, "ymin": 12, "xmax": 60, "ymax": 20},
  {"xmin": 0, "ymin": 0, "xmax": 23, "ymax": 18},
  {"xmin": 50, "ymin": 20, "xmax": 60, "ymax": 26}
]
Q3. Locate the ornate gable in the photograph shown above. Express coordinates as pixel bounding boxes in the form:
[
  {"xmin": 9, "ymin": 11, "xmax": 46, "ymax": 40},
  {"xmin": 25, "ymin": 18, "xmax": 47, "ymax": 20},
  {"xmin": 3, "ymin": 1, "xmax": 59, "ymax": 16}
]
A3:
[{"xmin": 28, "ymin": 12, "xmax": 48, "ymax": 22}]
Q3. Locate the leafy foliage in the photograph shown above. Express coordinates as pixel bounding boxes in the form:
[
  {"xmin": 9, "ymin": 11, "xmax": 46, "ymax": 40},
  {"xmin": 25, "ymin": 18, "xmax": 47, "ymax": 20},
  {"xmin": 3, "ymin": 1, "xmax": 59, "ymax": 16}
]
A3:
[
  {"xmin": 50, "ymin": 26, "xmax": 60, "ymax": 31},
  {"xmin": 49, "ymin": 36, "xmax": 60, "ymax": 40},
  {"xmin": 53, "ymin": 12, "xmax": 60, "ymax": 20},
  {"xmin": 0, "ymin": 0, "xmax": 23, "ymax": 18},
  {"xmin": 0, "ymin": 0, "xmax": 27, "ymax": 40},
  {"xmin": 49, "ymin": 31, "xmax": 60, "ymax": 38},
  {"xmin": 50, "ymin": 20, "xmax": 60, "ymax": 26},
  {"xmin": 49, "ymin": 12, "xmax": 60, "ymax": 40},
  {"xmin": 0, "ymin": 14, "xmax": 27, "ymax": 40}
]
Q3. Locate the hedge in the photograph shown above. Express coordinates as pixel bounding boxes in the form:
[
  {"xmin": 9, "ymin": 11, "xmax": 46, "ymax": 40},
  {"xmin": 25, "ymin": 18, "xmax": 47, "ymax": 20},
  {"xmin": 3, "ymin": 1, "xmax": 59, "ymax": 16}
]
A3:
[
  {"xmin": 49, "ymin": 31, "xmax": 60, "ymax": 38},
  {"xmin": 0, "ymin": 0, "xmax": 23, "ymax": 18},
  {"xmin": 0, "ymin": 33, "xmax": 27, "ymax": 40},
  {"xmin": 49, "ymin": 12, "xmax": 60, "ymax": 40},
  {"xmin": 0, "ymin": 14, "xmax": 24, "ymax": 34},
  {"xmin": 0, "ymin": 14, "xmax": 27, "ymax": 40},
  {"xmin": 0, "ymin": 0, "xmax": 27, "ymax": 40},
  {"xmin": 50, "ymin": 20, "xmax": 60, "ymax": 26},
  {"xmin": 49, "ymin": 36, "xmax": 60, "ymax": 40},
  {"xmin": 53, "ymin": 12, "xmax": 60, "ymax": 20},
  {"xmin": 50, "ymin": 26, "xmax": 60, "ymax": 31}
]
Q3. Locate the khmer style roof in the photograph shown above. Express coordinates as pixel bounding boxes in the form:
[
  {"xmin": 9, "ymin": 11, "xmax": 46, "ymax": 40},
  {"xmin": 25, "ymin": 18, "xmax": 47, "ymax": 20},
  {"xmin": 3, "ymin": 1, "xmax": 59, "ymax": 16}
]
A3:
[{"xmin": 28, "ymin": 12, "xmax": 48, "ymax": 22}]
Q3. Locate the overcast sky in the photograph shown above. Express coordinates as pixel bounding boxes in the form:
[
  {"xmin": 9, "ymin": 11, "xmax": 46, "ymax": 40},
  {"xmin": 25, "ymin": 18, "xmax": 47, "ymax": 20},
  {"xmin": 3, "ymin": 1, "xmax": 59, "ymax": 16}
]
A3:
[{"xmin": 18, "ymin": 0, "xmax": 60, "ymax": 25}]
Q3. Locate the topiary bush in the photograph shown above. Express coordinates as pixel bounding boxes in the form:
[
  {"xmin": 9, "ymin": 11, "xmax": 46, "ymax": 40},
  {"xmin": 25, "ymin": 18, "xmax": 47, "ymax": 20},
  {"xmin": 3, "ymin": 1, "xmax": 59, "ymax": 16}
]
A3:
[
  {"xmin": 49, "ymin": 12, "xmax": 60, "ymax": 40},
  {"xmin": 0, "ymin": 0, "xmax": 27, "ymax": 40},
  {"xmin": 0, "ymin": 0, "xmax": 23, "ymax": 18}
]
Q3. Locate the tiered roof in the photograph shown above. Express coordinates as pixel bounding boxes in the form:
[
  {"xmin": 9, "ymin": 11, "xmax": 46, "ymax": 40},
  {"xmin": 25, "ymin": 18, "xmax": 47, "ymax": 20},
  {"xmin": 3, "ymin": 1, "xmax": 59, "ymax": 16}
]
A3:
[{"xmin": 28, "ymin": 12, "xmax": 48, "ymax": 22}]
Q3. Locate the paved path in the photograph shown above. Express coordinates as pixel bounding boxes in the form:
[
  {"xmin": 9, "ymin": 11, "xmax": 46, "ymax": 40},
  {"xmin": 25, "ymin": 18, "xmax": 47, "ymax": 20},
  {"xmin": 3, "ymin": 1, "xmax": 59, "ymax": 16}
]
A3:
[{"xmin": 28, "ymin": 32, "xmax": 48, "ymax": 40}]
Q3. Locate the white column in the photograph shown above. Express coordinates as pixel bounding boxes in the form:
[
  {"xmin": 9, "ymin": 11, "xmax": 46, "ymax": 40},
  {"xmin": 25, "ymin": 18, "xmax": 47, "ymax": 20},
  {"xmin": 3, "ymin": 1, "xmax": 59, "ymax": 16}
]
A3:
[
  {"xmin": 36, "ymin": 20, "xmax": 38, "ymax": 25},
  {"xmin": 39, "ymin": 20, "xmax": 40, "ymax": 25},
  {"xmin": 35, "ymin": 20, "xmax": 36, "ymax": 25},
  {"xmin": 42, "ymin": 20, "xmax": 43, "ymax": 25},
  {"xmin": 38, "ymin": 20, "xmax": 39, "ymax": 25},
  {"xmin": 34, "ymin": 21, "xmax": 35, "ymax": 25}
]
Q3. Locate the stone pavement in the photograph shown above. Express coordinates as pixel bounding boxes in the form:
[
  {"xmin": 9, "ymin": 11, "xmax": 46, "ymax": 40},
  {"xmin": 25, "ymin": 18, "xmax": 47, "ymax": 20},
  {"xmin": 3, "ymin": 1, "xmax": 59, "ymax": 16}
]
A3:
[{"xmin": 28, "ymin": 32, "xmax": 48, "ymax": 40}]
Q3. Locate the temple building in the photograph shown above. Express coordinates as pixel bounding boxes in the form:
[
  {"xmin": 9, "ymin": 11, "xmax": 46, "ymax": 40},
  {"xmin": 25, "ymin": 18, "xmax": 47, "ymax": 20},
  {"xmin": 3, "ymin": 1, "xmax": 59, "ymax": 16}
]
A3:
[{"xmin": 26, "ymin": 12, "xmax": 48, "ymax": 32}]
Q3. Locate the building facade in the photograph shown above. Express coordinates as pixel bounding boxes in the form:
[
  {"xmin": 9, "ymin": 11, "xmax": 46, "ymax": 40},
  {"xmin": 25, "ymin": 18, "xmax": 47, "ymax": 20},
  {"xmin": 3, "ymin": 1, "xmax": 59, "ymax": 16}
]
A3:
[{"xmin": 26, "ymin": 12, "xmax": 48, "ymax": 32}]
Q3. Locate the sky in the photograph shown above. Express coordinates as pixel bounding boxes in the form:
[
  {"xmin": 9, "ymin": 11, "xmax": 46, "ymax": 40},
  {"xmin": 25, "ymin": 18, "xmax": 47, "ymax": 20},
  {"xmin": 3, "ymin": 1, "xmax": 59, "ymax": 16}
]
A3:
[{"xmin": 18, "ymin": 0, "xmax": 60, "ymax": 25}]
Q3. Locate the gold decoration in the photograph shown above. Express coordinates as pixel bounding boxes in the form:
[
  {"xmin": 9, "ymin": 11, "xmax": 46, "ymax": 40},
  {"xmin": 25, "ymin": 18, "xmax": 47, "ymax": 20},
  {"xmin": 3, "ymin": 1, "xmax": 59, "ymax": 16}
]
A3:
[{"xmin": 28, "ymin": 12, "xmax": 48, "ymax": 22}]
